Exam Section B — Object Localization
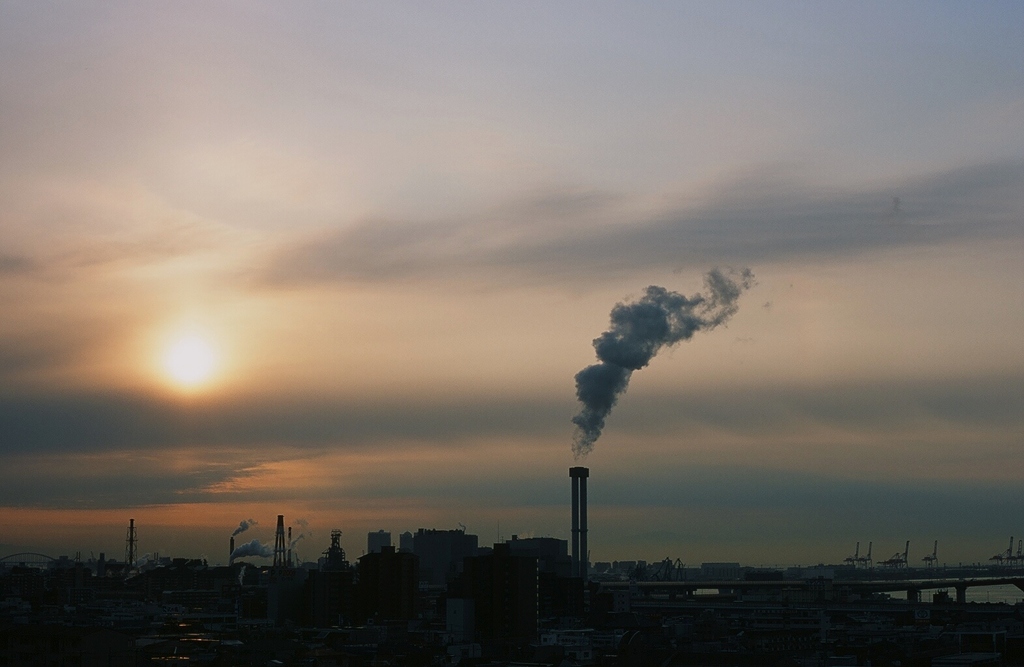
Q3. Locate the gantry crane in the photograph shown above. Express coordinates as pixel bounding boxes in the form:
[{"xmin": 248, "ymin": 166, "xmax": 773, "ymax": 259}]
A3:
[
  {"xmin": 650, "ymin": 557, "xmax": 687, "ymax": 581},
  {"xmin": 881, "ymin": 541, "xmax": 909, "ymax": 568},
  {"xmin": 990, "ymin": 536, "xmax": 1014, "ymax": 565},
  {"xmin": 856, "ymin": 542, "xmax": 873, "ymax": 569},
  {"xmin": 921, "ymin": 540, "xmax": 938, "ymax": 566},
  {"xmin": 844, "ymin": 542, "xmax": 860, "ymax": 566}
]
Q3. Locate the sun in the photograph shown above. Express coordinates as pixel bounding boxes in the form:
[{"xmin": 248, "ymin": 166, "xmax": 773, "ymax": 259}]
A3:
[{"xmin": 162, "ymin": 334, "xmax": 218, "ymax": 389}]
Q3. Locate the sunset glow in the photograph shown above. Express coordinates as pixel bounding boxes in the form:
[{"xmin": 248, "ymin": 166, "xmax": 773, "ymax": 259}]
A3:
[
  {"xmin": 1, "ymin": 2, "xmax": 1021, "ymax": 567},
  {"xmin": 162, "ymin": 334, "xmax": 218, "ymax": 389}
]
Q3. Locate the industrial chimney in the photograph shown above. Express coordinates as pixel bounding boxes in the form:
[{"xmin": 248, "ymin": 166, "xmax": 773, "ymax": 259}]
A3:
[
  {"xmin": 273, "ymin": 515, "xmax": 287, "ymax": 569},
  {"xmin": 569, "ymin": 467, "xmax": 589, "ymax": 579},
  {"xmin": 124, "ymin": 518, "xmax": 137, "ymax": 569},
  {"xmin": 230, "ymin": 536, "xmax": 235, "ymax": 560}
]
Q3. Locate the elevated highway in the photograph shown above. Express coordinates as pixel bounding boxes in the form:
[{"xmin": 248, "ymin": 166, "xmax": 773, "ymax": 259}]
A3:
[{"xmin": 598, "ymin": 576, "xmax": 1024, "ymax": 604}]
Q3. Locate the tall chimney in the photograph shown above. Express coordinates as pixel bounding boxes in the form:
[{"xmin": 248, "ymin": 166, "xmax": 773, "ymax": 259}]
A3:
[
  {"xmin": 580, "ymin": 468, "xmax": 588, "ymax": 580},
  {"xmin": 230, "ymin": 536, "xmax": 235, "ymax": 560},
  {"xmin": 124, "ymin": 518, "xmax": 137, "ymax": 569},
  {"xmin": 288, "ymin": 526, "xmax": 293, "ymax": 567},
  {"xmin": 569, "ymin": 467, "xmax": 589, "ymax": 579},
  {"xmin": 571, "ymin": 470, "xmax": 580, "ymax": 577},
  {"xmin": 273, "ymin": 515, "xmax": 287, "ymax": 569}
]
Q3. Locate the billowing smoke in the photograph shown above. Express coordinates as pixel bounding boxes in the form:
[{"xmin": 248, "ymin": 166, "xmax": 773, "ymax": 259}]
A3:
[
  {"xmin": 572, "ymin": 268, "xmax": 754, "ymax": 458},
  {"xmin": 229, "ymin": 538, "xmax": 273, "ymax": 563},
  {"xmin": 231, "ymin": 518, "xmax": 258, "ymax": 537}
]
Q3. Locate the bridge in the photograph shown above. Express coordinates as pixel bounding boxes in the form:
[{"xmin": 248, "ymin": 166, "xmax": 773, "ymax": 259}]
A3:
[
  {"xmin": 598, "ymin": 576, "xmax": 1024, "ymax": 604},
  {"xmin": 0, "ymin": 553, "xmax": 58, "ymax": 567}
]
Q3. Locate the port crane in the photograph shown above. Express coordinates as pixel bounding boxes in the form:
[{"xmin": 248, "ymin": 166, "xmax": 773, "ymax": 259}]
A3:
[
  {"xmin": 650, "ymin": 557, "xmax": 687, "ymax": 581},
  {"xmin": 1004, "ymin": 539, "xmax": 1024, "ymax": 567},
  {"xmin": 990, "ymin": 536, "xmax": 1014, "ymax": 565},
  {"xmin": 843, "ymin": 542, "xmax": 860, "ymax": 566},
  {"xmin": 921, "ymin": 540, "xmax": 938, "ymax": 566},
  {"xmin": 856, "ymin": 541, "xmax": 873, "ymax": 568},
  {"xmin": 880, "ymin": 541, "xmax": 909, "ymax": 568}
]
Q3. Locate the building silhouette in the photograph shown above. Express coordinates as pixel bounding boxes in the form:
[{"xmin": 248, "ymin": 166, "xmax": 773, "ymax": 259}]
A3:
[
  {"xmin": 461, "ymin": 542, "xmax": 538, "ymax": 643},
  {"xmin": 356, "ymin": 546, "xmax": 418, "ymax": 622},
  {"xmin": 304, "ymin": 530, "xmax": 354, "ymax": 627},
  {"xmin": 367, "ymin": 530, "xmax": 391, "ymax": 554},
  {"xmin": 412, "ymin": 528, "xmax": 478, "ymax": 586}
]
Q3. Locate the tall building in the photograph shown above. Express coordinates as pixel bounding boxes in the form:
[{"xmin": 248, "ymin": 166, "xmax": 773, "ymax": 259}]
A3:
[
  {"xmin": 356, "ymin": 546, "xmax": 418, "ymax": 622},
  {"xmin": 367, "ymin": 530, "xmax": 392, "ymax": 554},
  {"xmin": 304, "ymin": 569, "xmax": 354, "ymax": 627},
  {"xmin": 506, "ymin": 535, "xmax": 571, "ymax": 577},
  {"xmin": 399, "ymin": 531, "xmax": 414, "ymax": 553},
  {"xmin": 462, "ymin": 543, "xmax": 538, "ymax": 643},
  {"xmin": 506, "ymin": 535, "xmax": 582, "ymax": 619},
  {"xmin": 413, "ymin": 528, "xmax": 478, "ymax": 586}
]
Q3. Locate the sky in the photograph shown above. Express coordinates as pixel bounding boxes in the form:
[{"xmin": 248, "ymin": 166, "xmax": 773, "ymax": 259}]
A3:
[{"xmin": 1, "ymin": 1, "xmax": 1023, "ymax": 568}]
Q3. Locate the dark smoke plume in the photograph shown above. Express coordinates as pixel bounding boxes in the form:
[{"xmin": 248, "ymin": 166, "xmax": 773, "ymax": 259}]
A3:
[
  {"xmin": 229, "ymin": 538, "xmax": 273, "ymax": 563},
  {"xmin": 231, "ymin": 518, "xmax": 258, "ymax": 537},
  {"xmin": 572, "ymin": 268, "xmax": 754, "ymax": 458}
]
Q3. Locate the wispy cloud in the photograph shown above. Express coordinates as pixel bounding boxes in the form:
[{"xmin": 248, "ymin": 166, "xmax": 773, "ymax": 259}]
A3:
[
  {"xmin": 1, "ymin": 372, "xmax": 1018, "ymax": 461},
  {"xmin": 0, "ymin": 323, "xmax": 122, "ymax": 379},
  {"xmin": 262, "ymin": 160, "xmax": 1024, "ymax": 288},
  {"xmin": 0, "ymin": 390, "xmax": 572, "ymax": 455},
  {"xmin": 0, "ymin": 253, "xmax": 37, "ymax": 275}
]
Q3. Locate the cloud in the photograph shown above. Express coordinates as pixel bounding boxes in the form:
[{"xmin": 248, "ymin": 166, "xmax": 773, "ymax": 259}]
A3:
[
  {"xmin": 0, "ymin": 390, "xmax": 573, "ymax": 455},
  {"xmin": 261, "ymin": 160, "xmax": 1024, "ymax": 288},
  {"xmin": 0, "ymin": 324, "xmax": 120, "ymax": 379},
  {"xmin": 0, "ymin": 254, "xmax": 37, "ymax": 275},
  {"xmin": 0, "ymin": 450, "xmax": 249, "ymax": 509},
  {"xmin": 0, "ymin": 371, "xmax": 1018, "ymax": 461},
  {"xmin": 599, "ymin": 468, "xmax": 1024, "ymax": 561},
  {"xmin": 0, "ymin": 334, "xmax": 79, "ymax": 377},
  {"xmin": 605, "ymin": 373, "xmax": 1024, "ymax": 438}
]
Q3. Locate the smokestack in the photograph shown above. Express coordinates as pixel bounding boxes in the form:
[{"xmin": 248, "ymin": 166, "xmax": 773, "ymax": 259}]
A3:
[
  {"xmin": 571, "ymin": 469, "xmax": 579, "ymax": 577},
  {"xmin": 288, "ymin": 526, "xmax": 292, "ymax": 567},
  {"xmin": 124, "ymin": 518, "xmax": 137, "ymax": 569},
  {"xmin": 230, "ymin": 536, "xmax": 235, "ymax": 560},
  {"xmin": 570, "ymin": 467, "xmax": 589, "ymax": 579},
  {"xmin": 273, "ymin": 515, "xmax": 287, "ymax": 569},
  {"xmin": 580, "ymin": 469, "xmax": 588, "ymax": 580}
]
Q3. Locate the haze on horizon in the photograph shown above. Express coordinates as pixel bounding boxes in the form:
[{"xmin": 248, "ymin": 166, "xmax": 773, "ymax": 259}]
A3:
[{"xmin": 1, "ymin": 1, "xmax": 1022, "ymax": 567}]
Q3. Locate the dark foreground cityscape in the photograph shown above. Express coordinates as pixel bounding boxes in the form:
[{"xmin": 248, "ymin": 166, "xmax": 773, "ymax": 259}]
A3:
[{"xmin": 3, "ymin": 468, "xmax": 1024, "ymax": 667}]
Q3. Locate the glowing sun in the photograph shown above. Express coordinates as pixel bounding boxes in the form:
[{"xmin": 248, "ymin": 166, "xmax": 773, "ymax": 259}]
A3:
[{"xmin": 162, "ymin": 334, "xmax": 218, "ymax": 388}]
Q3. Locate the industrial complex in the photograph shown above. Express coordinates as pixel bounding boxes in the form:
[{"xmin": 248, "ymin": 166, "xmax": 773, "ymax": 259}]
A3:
[{"xmin": 3, "ymin": 467, "xmax": 1024, "ymax": 666}]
